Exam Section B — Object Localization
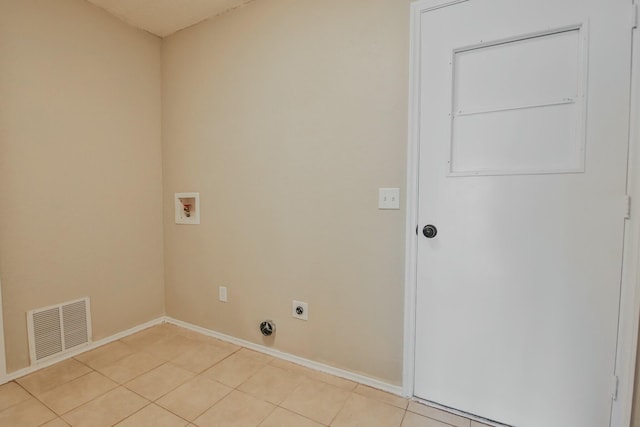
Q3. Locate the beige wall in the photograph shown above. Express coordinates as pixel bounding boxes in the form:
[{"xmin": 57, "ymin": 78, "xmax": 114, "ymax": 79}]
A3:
[
  {"xmin": 162, "ymin": 0, "xmax": 410, "ymax": 384},
  {"xmin": 0, "ymin": 0, "xmax": 165, "ymax": 372}
]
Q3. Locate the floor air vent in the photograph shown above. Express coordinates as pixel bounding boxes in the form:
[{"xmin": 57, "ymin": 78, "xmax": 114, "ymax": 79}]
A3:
[{"xmin": 27, "ymin": 297, "xmax": 92, "ymax": 364}]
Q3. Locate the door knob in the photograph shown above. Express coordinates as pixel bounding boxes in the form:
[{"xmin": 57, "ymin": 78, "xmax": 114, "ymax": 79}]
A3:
[{"xmin": 423, "ymin": 225, "xmax": 438, "ymax": 239}]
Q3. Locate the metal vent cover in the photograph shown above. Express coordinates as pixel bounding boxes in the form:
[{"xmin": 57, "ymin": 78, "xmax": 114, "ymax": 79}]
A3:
[{"xmin": 27, "ymin": 297, "xmax": 92, "ymax": 364}]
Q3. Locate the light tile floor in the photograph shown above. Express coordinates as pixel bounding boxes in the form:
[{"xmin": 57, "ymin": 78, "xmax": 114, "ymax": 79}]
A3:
[{"xmin": 0, "ymin": 323, "xmax": 491, "ymax": 427}]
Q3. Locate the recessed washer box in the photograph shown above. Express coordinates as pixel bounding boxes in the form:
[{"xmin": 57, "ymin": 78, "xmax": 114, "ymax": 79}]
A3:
[{"xmin": 175, "ymin": 192, "xmax": 200, "ymax": 225}]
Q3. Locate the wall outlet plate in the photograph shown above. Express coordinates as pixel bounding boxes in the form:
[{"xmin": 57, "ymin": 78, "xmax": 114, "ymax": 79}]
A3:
[
  {"xmin": 292, "ymin": 300, "xmax": 308, "ymax": 320},
  {"xmin": 219, "ymin": 286, "xmax": 227, "ymax": 302}
]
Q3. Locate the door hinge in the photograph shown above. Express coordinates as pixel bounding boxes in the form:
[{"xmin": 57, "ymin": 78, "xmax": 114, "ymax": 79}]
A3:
[
  {"xmin": 612, "ymin": 375, "xmax": 619, "ymax": 401},
  {"xmin": 624, "ymin": 195, "xmax": 631, "ymax": 219},
  {"xmin": 632, "ymin": 3, "xmax": 638, "ymax": 30}
]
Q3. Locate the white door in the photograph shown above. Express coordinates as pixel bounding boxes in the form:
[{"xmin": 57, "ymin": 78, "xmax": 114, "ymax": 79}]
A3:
[{"xmin": 413, "ymin": 1, "xmax": 633, "ymax": 426}]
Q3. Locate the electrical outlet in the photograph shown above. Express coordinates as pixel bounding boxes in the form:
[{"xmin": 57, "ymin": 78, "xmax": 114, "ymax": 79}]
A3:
[
  {"xmin": 219, "ymin": 286, "xmax": 227, "ymax": 302},
  {"xmin": 292, "ymin": 300, "xmax": 308, "ymax": 320}
]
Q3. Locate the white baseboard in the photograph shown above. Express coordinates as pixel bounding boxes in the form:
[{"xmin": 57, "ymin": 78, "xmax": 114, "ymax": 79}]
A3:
[
  {"xmin": 0, "ymin": 317, "xmax": 165, "ymax": 384},
  {"xmin": 1, "ymin": 315, "xmax": 403, "ymax": 399},
  {"xmin": 164, "ymin": 317, "xmax": 404, "ymax": 397}
]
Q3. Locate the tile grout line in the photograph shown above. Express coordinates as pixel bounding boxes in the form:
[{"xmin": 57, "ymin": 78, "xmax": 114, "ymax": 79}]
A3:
[
  {"xmin": 0, "ymin": 381, "xmax": 42, "ymax": 413},
  {"xmin": 47, "ymin": 369, "xmax": 134, "ymax": 423},
  {"xmin": 237, "ymin": 362, "xmax": 330, "ymax": 426},
  {"xmin": 2, "ymin": 324, "xmax": 471, "ymax": 427},
  {"xmin": 398, "ymin": 409, "xmax": 409, "ymax": 427},
  {"xmin": 19, "ymin": 368, "xmax": 117, "ymax": 419},
  {"xmin": 326, "ymin": 387, "xmax": 353, "ymax": 427},
  {"xmin": 1, "ymin": 382, "xmax": 58, "ymax": 426},
  {"xmin": 110, "ymin": 401, "xmax": 153, "ymax": 426},
  {"xmin": 120, "ymin": 361, "xmax": 201, "ymax": 425},
  {"xmin": 110, "ymin": 355, "xmax": 206, "ymax": 424}
]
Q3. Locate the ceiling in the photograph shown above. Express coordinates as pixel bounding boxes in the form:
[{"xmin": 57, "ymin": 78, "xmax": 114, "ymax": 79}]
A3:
[{"xmin": 86, "ymin": 0, "xmax": 254, "ymax": 37}]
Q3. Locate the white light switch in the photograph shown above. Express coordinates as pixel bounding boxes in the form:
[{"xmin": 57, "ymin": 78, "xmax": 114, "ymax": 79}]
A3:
[{"xmin": 378, "ymin": 188, "xmax": 400, "ymax": 209}]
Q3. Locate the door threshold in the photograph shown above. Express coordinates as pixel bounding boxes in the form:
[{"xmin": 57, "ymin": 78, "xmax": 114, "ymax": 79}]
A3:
[{"xmin": 411, "ymin": 397, "xmax": 514, "ymax": 427}]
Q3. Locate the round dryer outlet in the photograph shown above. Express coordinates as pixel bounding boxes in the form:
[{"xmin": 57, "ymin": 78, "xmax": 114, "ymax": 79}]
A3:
[
  {"xmin": 260, "ymin": 320, "xmax": 275, "ymax": 336},
  {"xmin": 292, "ymin": 300, "xmax": 308, "ymax": 320}
]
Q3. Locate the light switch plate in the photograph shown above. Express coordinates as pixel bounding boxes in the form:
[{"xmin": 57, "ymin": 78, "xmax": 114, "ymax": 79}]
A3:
[{"xmin": 378, "ymin": 188, "xmax": 400, "ymax": 209}]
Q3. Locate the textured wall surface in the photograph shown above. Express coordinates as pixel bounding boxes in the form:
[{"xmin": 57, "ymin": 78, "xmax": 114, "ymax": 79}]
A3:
[
  {"xmin": 0, "ymin": 0, "xmax": 165, "ymax": 372},
  {"xmin": 162, "ymin": 0, "xmax": 410, "ymax": 383}
]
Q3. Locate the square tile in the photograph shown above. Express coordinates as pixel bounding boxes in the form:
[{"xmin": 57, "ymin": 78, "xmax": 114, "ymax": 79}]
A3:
[
  {"xmin": 401, "ymin": 412, "xmax": 451, "ymax": 427},
  {"xmin": 268, "ymin": 359, "xmax": 310, "ymax": 374},
  {"xmin": 237, "ymin": 348, "xmax": 273, "ymax": 362},
  {"xmin": 161, "ymin": 324, "xmax": 205, "ymax": 340},
  {"xmin": 156, "ymin": 376, "xmax": 232, "ymax": 421},
  {"xmin": 280, "ymin": 377, "xmax": 351, "ymax": 425},
  {"xmin": 407, "ymin": 402, "xmax": 471, "ymax": 427},
  {"xmin": 125, "ymin": 363, "xmax": 194, "ymax": 401},
  {"xmin": 122, "ymin": 325, "xmax": 176, "ymax": 351},
  {"xmin": 237, "ymin": 364, "xmax": 304, "ymax": 404},
  {"xmin": 166, "ymin": 326, "xmax": 239, "ymax": 351},
  {"xmin": 144, "ymin": 335, "xmax": 203, "ymax": 361},
  {"xmin": 17, "ymin": 359, "xmax": 91, "ymax": 395},
  {"xmin": 75, "ymin": 341, "xmax": 135, "ymax": 370},
  {"xmin": 114, "ymin": 403, "xmax": 188, "ymax": 427},
  {"xmin": 41, "ymin": 418, "xmax": 71, "ymax": 427},
  {"xmin": 202, "ymin": 349, "xmax": 271, "ymax": 388},
  {"xmin": 307, "ymin": 370, "xmax": 358, "ymax": 391},
  {"xmin": 38, "ymin": 371, "xmax": 117, "ymax": 414},
  {"xmin": 353, "ymin": 384, "xmax": 408, "ymax": 409},
  {"xmin": 0, "ymin": 397, "xmax": 57, "ymax": 426},
  {"xmin": 270, "ymin": 359, "xmax": 357, "ymax": 391},
  {"xmin": 201, "ymin": 337, "xmax": 240, "ymax": 353},
  {"xmin": 259, "ymin": 407, "xmax": 324, "ymax": 427},
  {"xmin": 171, "ymin": 341, "xmax": 237, "ymax": 374},
  {"xmin": 0, "ymin": 382, "xmax": 31, "ymax": 412},
  {"xmin": 193, "ymin": 390, "xmax": 274, "ymax": 427},
  {"xmin": 331, "ymin": 393, "xmax": 405, "ymax": 427},
  {"xmin": 62, "ymin": 387, "xmax": 148, "ymax": 427},
  {"xmin": 97, "ymin": 351, "xmax": 165, "ymax": 383}
]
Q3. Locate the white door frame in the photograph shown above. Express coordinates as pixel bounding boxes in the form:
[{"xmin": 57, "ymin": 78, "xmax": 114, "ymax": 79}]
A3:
[
  {"xmin": 402, "ymin": 0, "xmax": 640, "ymax": 425},
  {"xmin": 0, "ymin": 277, "xmax": 6, "ymax": 382}
]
